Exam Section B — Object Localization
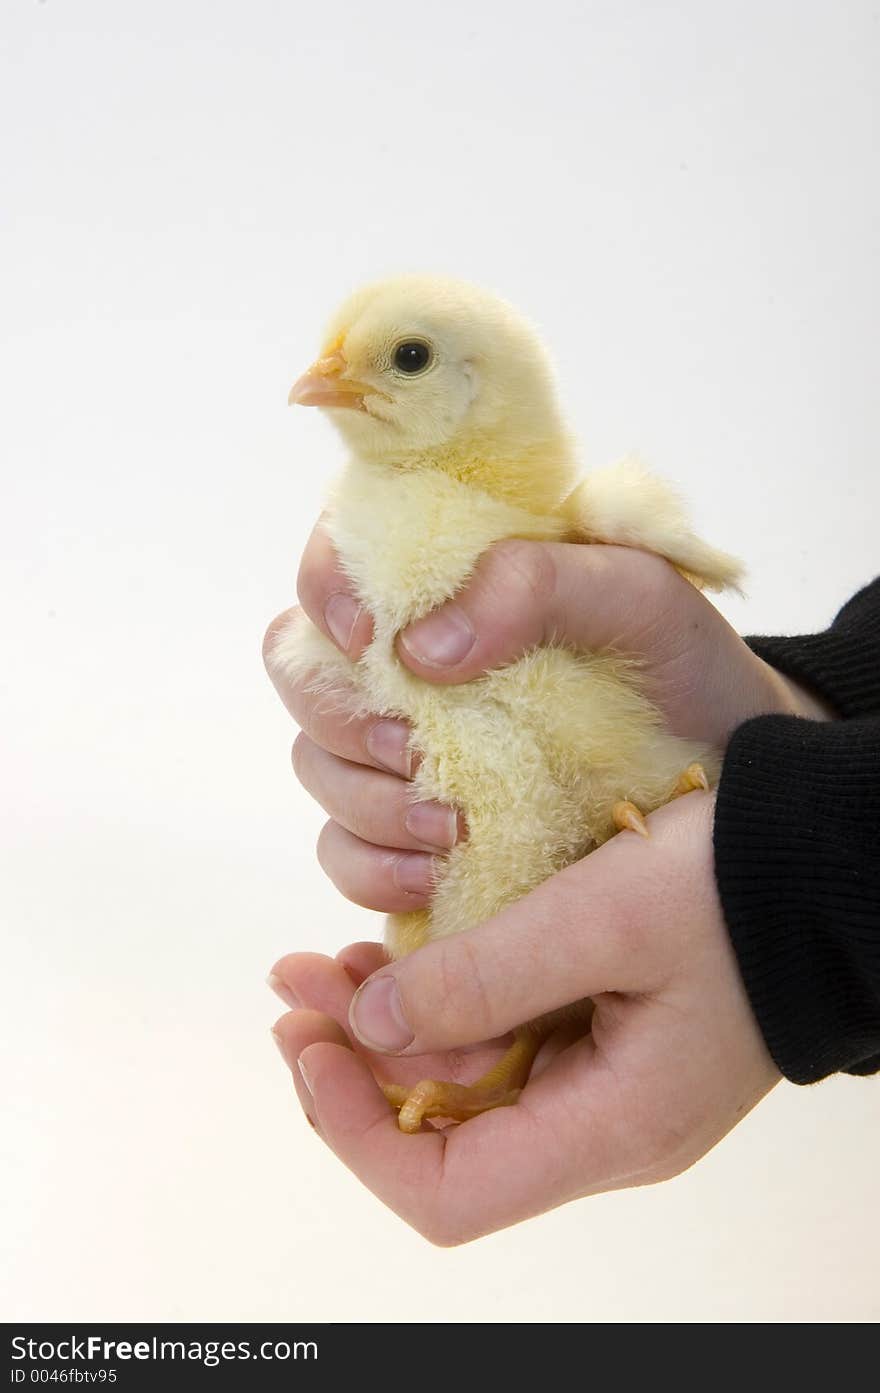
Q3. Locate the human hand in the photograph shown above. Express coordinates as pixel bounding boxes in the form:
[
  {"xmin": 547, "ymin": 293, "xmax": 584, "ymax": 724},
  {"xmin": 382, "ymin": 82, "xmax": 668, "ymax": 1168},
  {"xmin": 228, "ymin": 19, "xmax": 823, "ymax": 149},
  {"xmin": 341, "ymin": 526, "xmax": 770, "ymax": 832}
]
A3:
[
  {"xmin": 269, "ymin": 793, "xmax": 781, "ymax": 1244},
  {"xmin": 264, "ymin": 522, "xmax": 830, "ymax": 913}
]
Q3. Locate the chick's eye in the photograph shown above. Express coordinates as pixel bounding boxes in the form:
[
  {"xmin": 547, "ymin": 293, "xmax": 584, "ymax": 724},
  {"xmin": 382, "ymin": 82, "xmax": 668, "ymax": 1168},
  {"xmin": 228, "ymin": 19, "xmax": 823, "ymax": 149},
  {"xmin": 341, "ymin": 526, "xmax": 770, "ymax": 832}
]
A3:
[{"xmin": 393, "ymin": 340, "xmax": 432, "ymax": 374}]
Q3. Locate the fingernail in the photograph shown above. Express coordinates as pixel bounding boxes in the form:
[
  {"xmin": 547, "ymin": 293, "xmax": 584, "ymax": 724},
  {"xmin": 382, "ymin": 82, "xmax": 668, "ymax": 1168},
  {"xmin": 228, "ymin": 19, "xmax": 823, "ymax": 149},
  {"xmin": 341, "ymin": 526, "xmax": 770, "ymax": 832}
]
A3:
[
  {"xmin": 339, "ymin": 961, "xmax": 363, "ymax": 989},
  {"xmin": 350, "ymin": 976, "xmax": 414, "ymax": 1053},
  {"xmin": 400, "ymin": 605, "xmax": 475, "ymax": 667},
  {"xmin": 365, "ymin": 719, "xmax": 414, "ymax": 778},
  {"xmin": 324, "ymin": 593, "xmax": 361, "ymax": 652},
  {"xmin": 297, "ymin": 1053, "xmax": 314, "ymax": 1095},
  {"xmin": 404, "ymin": 801, "xmax": 459, "ymax": 851},
  {"xmin": 271, "ymin": 1026, "xmax": 290, "ymax": 1065},
  {"xmin": 392, "ymin": 852, "xmax": 436, "ymax": 896},
  {"xmin": 266, "ymin": 972, "xmax": 300, "ymax": 1009}
]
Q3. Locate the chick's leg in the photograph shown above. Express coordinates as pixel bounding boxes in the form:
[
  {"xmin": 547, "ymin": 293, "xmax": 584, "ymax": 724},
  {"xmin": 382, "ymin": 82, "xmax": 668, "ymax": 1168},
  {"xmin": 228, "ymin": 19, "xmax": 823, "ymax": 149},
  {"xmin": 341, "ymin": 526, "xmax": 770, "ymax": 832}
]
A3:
[{"xmin": 384, "ymin": 1025, "xmax": 548, "ymax": 1134}]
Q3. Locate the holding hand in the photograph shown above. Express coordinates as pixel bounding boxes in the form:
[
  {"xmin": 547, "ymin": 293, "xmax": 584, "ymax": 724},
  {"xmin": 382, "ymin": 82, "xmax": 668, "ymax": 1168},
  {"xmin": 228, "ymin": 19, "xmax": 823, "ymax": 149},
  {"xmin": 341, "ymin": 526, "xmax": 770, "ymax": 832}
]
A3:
[
  {"xmin": 262, "ymin": 525, "xmax": 826, "ymax": 1241},
  {"xmin": 269, "ymin": 794, "xmax": 779, "ymax": 1244},
  {"xmin": 265, "ymin": 524, "xmax": 827, "ymax": 916}
]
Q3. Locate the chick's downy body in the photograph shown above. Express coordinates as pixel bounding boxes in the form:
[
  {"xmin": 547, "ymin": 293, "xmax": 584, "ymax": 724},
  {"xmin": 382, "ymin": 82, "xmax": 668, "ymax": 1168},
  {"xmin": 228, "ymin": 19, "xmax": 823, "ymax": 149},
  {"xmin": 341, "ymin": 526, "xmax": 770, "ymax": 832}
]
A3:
[{"xmin": 273, "ymin": 275, "xmax": 742, "ymax": 1130}]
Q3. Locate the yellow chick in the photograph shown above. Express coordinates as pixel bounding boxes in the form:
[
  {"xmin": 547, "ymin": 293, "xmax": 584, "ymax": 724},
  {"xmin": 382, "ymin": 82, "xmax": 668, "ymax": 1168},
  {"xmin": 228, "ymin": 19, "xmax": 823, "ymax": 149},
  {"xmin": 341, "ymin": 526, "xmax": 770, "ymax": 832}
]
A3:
[{"xmin": 273, "ymin": 275, "xmax": 743, "ymax": 1132}]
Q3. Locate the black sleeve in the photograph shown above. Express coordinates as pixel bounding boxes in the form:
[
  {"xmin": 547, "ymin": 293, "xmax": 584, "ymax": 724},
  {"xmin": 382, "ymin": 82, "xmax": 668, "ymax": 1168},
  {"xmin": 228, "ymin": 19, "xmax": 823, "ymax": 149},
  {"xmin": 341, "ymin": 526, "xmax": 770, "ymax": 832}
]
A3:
[{"xmin": 713, "ymin": 578, "xmax": 880, "ymax": 1084}]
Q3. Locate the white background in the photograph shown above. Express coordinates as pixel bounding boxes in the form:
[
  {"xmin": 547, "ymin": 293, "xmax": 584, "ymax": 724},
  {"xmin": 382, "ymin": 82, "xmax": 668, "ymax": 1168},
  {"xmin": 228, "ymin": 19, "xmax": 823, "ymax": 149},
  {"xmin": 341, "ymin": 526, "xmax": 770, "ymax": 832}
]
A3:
[{"xmin": 3, "ymin": 0, "xmax": 878, "ymax": 1322}]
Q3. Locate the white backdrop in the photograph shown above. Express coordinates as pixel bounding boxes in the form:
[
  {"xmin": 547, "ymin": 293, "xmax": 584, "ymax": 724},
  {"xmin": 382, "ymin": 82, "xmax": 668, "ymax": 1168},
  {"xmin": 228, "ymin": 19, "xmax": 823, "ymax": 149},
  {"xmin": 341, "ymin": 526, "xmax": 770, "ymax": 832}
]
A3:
[{"xmin": 2, "ymin": 0, "xmax": 878, "ymax": 1322}]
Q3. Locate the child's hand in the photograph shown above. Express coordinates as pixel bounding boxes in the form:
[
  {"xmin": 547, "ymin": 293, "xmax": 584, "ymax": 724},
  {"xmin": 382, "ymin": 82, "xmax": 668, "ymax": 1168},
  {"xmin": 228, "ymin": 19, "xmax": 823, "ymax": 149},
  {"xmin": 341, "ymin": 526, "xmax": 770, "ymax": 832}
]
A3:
[
  {"xmin": 264, "ymin": 523, "xmax": 829, "ymax": 914},
  {"xmin": 269, "ymin": 793, "xmax": 780, "ymax": 1245}
]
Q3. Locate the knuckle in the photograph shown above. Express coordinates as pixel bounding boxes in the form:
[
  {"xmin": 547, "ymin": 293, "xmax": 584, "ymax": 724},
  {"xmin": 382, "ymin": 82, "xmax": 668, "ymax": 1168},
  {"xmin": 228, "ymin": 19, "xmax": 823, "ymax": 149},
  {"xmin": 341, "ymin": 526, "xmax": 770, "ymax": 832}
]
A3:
[
  {"xmin": 308, "ymin": 684, "xmax": 361, "ymax": 745},
  {"xmin": 290, "ymin": 680, "xmax": 353, "ymax": 744},
  {"xmin": 295, "ymin": 567, "xmax": 318, "ymax": 617},
  {"xmin": 295, "ymin": 540, "xmax": 329, "ymax": 615},
  {"xmin": 615, "ymin": 550, "xmax": 690, "ymax": 640},
  {"xmin": 341, "ymin": 784, "xmax": 377, "ymax": 842},
  {"xmin": 315, "ymin": 819, "xmax": 336, "ymax": 872},
  {"xmin": 284, "ymin": 680, "xmax": 312, "ymax": 731},
  {"xmin": 634, "ymin": 1090, "xmax": 707, "ymax": 1181},
  {"xmin": 431, "ymin": 935, "xmax": 495, "ymax": 1040},
  {"xmin": 295, "ymin": 518, "xmax": 343, "ymax": 620},
  {"xmin": 290, "ymin": 731, "xmax": 312, "ymax": 782},
  {"xmin": 315, "ymin": 822, "xmax": 359, "ymax": 901},
  {"xmin": 412, "ymin": 1191, "xmax": 479, "ymax": 1247},
  {"xmin": 617, "ymin": 544, "xmax": 676, "ymax": 591},
  {"xmin": 262, "ymin": 608, "xmax": 299, "ymax": 668},
  {"xmin": 489, "ymin": 539, "xmax": 557, "ymax": 609},
  {"xmin": 640, "ymin": 1129, "xmax": 694, "ymax": 1184},
  {"xmin": 343, "ymin": 770, "xmax": 403, "ymax": 847},
  {"xmin": 418, "ymin": 1216, "xmax": 474, "ymax": 1248}
]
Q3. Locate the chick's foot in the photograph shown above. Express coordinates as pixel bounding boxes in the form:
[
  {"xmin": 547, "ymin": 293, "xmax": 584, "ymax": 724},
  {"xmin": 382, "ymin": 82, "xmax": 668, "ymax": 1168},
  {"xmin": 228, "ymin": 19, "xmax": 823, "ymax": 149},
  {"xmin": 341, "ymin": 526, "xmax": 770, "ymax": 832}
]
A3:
[
  {"xmin": 383, "ymin": 1027, "xmax": 544, "ymax": 1134},
  {"xmin": 612, "ymin": 799, "xmax": 649, "ymax": 838},
  {"xmin": 395, "ymin": 1079, "xmax": 522, "ymax": 1133},
  {"xmin": 380, "ymin": 1083, "xmax": 411, "ymax": 1108},
  {"xmin": 673, "ymin": 762, "xmax": 710, "ymax": 796}
]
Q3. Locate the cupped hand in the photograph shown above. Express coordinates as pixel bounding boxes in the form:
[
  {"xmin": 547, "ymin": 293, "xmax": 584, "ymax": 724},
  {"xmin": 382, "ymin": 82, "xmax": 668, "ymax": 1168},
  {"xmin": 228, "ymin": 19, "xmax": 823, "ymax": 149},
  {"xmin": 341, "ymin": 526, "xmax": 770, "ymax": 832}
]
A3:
[
  {"xmin": 269, "ymin": 793, "xmax": 780, "ymax": 1244},
  {"xmin": 264, "ymin": 520, "xmax": 829, "ymax": 912}
]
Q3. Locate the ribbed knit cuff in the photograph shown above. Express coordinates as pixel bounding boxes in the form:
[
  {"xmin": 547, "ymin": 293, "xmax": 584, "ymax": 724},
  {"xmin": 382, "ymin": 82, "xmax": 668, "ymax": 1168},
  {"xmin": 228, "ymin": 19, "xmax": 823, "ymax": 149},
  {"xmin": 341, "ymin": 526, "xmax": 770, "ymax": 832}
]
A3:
[
  {"xmin": 714, "ymin": 714, "xmax": 880, "ymax": 1084},
  {"xmin": 746, "ymin": 577, "xmax": 880, "ymax": 720}
]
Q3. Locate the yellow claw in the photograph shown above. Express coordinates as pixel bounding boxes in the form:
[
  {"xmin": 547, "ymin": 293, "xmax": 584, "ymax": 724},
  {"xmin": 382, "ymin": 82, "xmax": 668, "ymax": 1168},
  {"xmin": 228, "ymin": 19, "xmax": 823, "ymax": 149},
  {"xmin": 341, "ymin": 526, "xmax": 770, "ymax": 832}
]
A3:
[
  {"xmin": 612, "ymin": 799, "xmax": 650, "ymax": 838},
  {"xmin": 673, "ymin": 762, "xmax": 710, "ymax": 796}
]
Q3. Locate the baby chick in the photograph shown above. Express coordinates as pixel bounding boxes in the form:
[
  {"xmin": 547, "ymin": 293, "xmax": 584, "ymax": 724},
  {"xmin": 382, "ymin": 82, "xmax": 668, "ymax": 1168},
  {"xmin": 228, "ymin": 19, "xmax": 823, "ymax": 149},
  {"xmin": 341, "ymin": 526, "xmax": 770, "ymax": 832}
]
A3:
[{"xmin": 272, "ymin": 275, "xmax": 743, "ymax": 1132}]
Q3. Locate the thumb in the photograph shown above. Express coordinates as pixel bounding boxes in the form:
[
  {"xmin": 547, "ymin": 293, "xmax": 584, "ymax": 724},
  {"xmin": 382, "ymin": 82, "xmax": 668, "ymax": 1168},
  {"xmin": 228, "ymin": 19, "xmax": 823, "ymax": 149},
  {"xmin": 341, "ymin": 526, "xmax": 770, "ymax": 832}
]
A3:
[
  {"xmin": 396, "ymin": 539, "xmax": 773, "ymax": 747},
  {"xmin": 347, "ymin": 797, "xmax": 705, "ymax": 1056},
  {"xmin": 396, "ymin": 539, "xmax": 692, "ymax": 685}
]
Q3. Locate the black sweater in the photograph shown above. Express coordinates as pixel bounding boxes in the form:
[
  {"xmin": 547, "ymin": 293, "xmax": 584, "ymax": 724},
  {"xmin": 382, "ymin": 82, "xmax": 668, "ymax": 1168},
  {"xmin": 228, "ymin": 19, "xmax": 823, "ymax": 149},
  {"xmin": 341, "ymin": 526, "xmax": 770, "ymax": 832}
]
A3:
[{"xmin": 714, "ymin": 578, "xmax": 880, "ymax": 1084}]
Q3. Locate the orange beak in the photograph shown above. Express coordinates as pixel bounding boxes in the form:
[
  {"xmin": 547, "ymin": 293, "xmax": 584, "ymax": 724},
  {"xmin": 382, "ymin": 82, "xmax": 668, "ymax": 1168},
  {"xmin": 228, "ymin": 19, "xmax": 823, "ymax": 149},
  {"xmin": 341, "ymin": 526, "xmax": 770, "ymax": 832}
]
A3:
[{"xmin": 288, "ymin": 350, "xmax": 369, "ymax": 411}]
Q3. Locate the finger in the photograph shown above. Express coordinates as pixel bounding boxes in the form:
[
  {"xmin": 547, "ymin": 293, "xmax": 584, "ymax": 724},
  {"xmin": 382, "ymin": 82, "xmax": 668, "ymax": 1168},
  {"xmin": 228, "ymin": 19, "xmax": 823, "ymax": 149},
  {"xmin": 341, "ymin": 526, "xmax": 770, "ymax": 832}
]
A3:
[
  {"xmin": 317, "ymin": 821, "xmax": 436, "ymax": 911},
  {"xmin": 396, "ymin": 540, "xmax": 774, "ymax": 746},
  {"xmin": 268, "ymin": 953, "xmax": 442, "ymax": 1095},
  {"xmin": 347, "ymin": 794, "xmax": 710, "ymax": 1056},
  {"xmin": 336, "ymin": 941, "xmax": 389, "ymax": 988},
  {"xmin": 269, "ymin": 946, "xmax": 514, "ymax": 1099},
  {"xmin": 271, "ymin": 1008, "xmax": 352, "ymax": 1132},
  {"xmin": 262, "ymin": 629, "xmax": 416, "ymax": 779},
  {"xmin": 292, "ymin": 733, "xmax": 462, "ymax": 853},
  {"xmin": 269, "ymin": 951, "xmax": 359, "ymax": 1034},
  {"xmin": 397, "ymin": 540, "xmax": 699, "ymax": 682},
  {"xmin": 296, "ymin": 520, "xmax": 374, "ymax": 658},
  {"xmin": 294, "ymin": 1041, "xmax": 459, "ymax": 1237},
  {"xmin": 299, "ymin": 1028, "xmax": 644, "ymax": 1244}
]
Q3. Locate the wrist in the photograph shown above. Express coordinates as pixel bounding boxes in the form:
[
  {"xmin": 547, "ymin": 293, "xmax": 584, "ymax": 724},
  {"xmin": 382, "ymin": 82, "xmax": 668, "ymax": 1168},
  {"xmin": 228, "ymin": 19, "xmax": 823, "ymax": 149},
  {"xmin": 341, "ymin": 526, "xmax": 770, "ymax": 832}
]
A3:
[{"xmin": 766, "ymin": 665, "xmax": 837, "ymax": 723}]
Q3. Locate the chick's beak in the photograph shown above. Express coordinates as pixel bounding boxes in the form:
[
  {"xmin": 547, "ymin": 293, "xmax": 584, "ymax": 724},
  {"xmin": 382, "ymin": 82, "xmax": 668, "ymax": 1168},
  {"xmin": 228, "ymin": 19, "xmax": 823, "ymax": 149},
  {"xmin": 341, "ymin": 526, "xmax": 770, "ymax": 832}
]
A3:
[{"xmin": 288, "ymin": 350, "xmax": 368, "ymax": 411}]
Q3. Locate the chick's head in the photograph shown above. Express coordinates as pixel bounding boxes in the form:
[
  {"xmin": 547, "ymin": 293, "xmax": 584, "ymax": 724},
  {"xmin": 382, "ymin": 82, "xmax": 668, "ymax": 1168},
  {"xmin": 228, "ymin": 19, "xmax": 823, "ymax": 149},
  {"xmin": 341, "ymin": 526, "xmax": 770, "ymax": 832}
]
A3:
[{"xmin": 289, "ymin": 275, "xmax": 573, "ymax": 507}]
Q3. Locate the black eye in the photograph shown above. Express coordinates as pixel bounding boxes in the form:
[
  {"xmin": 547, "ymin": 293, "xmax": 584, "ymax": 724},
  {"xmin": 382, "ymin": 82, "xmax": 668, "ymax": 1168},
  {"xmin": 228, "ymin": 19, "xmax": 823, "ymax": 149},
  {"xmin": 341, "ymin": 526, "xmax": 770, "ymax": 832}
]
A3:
[{"xmin": 393, "ymin": 340, "xmax": 432, "ymax": 374}]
